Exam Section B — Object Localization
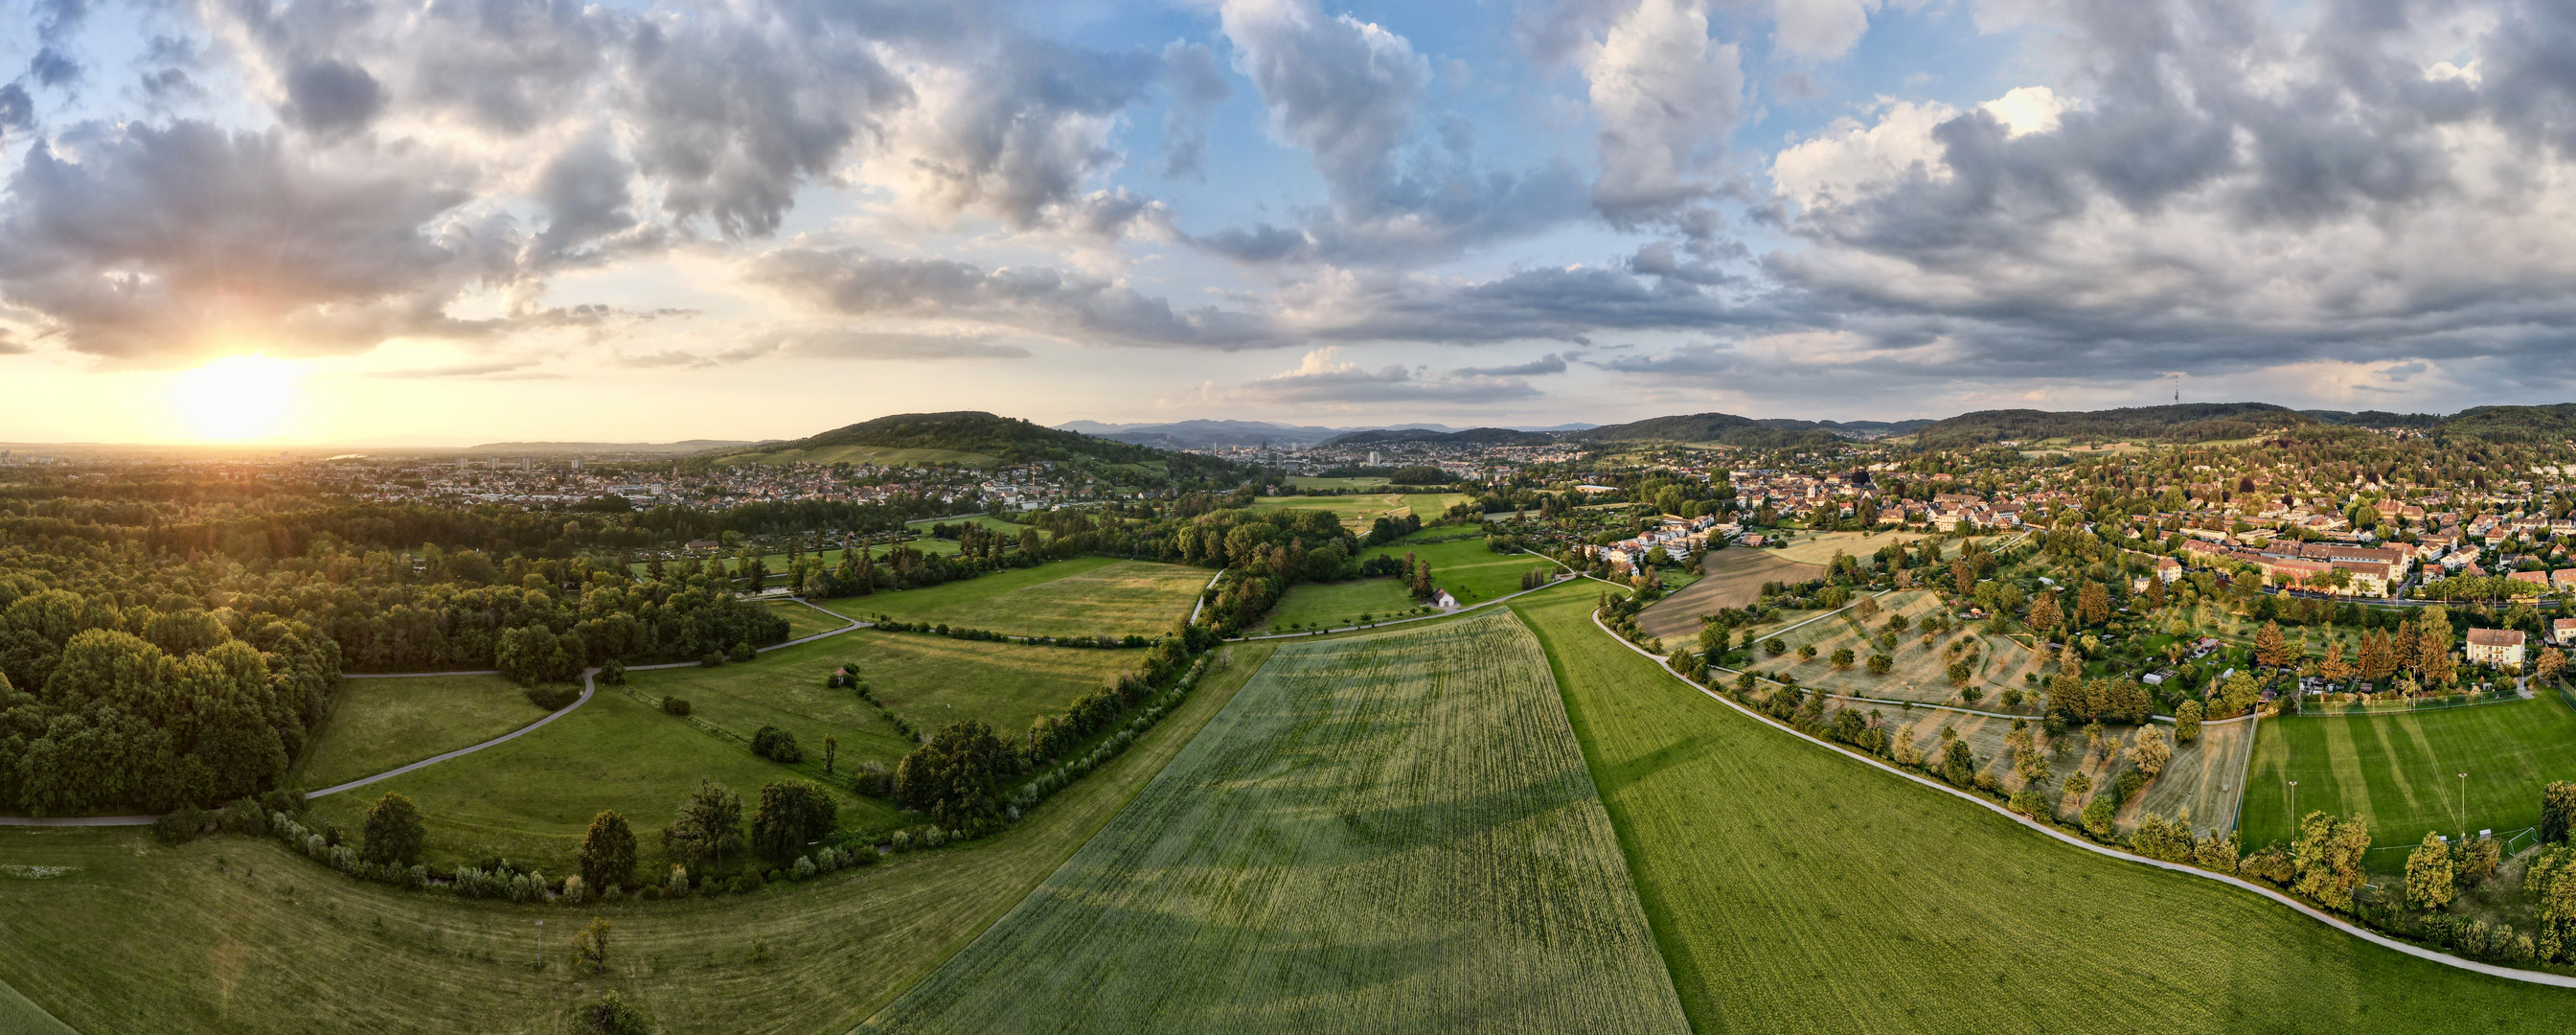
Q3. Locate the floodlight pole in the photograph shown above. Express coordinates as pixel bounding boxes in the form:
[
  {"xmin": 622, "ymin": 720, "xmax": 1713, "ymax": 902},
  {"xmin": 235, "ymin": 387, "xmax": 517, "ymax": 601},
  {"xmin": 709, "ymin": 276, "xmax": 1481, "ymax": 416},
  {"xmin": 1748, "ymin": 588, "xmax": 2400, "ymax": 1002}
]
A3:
[
  {"xmin": 2289, "ymin": 780, "xmax": 2298, "ymax": 824},
  {"xmin": 2459, "ymin": 772, "xmax": 2468, "ymax": 840}
]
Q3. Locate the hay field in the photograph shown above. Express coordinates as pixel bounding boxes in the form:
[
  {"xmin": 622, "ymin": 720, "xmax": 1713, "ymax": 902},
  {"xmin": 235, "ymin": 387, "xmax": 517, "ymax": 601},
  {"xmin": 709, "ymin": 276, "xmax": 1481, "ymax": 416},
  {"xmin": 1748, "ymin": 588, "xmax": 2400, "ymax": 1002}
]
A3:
[
  {"xmin": 288, "ymin": 675, "xmax": 553, "ymax": 791},
  {"xmin": 2121, "ymin": 717, "xmax": 2256, "ymax": 837},
  {"xmin": 824, "ymin": 557, "xmax": 1209, "ymax": 638},
  {"xmin": 1633, "ymin": 545, "xmax": 1825, "ymax": 643},
  {"xmin": 860, "ymin": 612, "xmax": 1687, "ymax": 1035}
]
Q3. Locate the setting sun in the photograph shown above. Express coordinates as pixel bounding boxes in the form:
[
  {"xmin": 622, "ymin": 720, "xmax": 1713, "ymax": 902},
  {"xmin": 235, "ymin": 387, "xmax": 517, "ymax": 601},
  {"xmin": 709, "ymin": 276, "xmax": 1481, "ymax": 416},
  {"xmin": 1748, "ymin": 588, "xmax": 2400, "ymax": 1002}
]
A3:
[{"xmin": 172, "ymin": 355, "xmax": 299, "ymax": 441}]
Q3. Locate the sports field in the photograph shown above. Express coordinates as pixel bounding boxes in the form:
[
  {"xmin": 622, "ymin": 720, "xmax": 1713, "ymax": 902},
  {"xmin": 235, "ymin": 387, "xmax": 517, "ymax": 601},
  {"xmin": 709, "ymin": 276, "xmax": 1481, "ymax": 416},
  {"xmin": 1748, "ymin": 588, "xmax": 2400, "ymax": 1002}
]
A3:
[
  {"xmin": 861, "ymin": 612, "xmax": 1687, "ymax": 1035},
  {"xmin": 1634, "ymin": 545, "xmax": 1826, "ymax": 643},
  {"xmin": 1255, "ymin": 577, "xmax": 1425, "ymax": 632},
  {"xmin": 823, "ymin": 557, "xmax": 1209, "ymax": 638},
  {"xmin": 625, "ymin": 631, "xmax": 1140, "ymax": 769},
  {"xmin": 300, "ymin": 685, "xmax": 892, "ymax": 875},
  {"xmin": 2238, "ymin": 695, "xmax": 2576, "ymax": 852},
  {"xmin": 0, "ymin": 645, "xmax": 1274, "ymax": 1035},
  {"xmin": 1515, "ymin": 587, "xmax": 2576, "ymax": 1033},
  {"xmin": 288, "ymin": 675, "xmax": 554, "ymax": 791}
]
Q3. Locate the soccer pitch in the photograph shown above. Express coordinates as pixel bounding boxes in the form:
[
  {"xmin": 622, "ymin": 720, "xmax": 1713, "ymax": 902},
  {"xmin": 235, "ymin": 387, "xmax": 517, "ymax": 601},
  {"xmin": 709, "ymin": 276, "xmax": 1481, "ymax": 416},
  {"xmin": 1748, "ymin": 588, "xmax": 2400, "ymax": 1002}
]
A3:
[{"xmin": 2238, "ymin": 694, "xmax": 2576, "ymax": 854}]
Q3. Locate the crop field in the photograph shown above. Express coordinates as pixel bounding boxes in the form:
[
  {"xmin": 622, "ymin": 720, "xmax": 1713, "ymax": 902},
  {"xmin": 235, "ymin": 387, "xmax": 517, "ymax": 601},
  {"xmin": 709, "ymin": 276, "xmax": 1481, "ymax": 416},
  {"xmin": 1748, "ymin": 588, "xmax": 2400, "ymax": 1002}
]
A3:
[
  {"xmin": 625, "ymin": 630, "xmax": 1139, "ymax": 770},
  {"xmin": 1255, "ymin": 577, "xmax": 1427, "ymax": 632},
  {"xmin": 1766, "ymin": 528, "xmax": 1939, "ymax": 566},
  {"xmin": 2121, "ymin": 716, "xmax": 2256, "ymax": 837},
  {"xmin": 1633, "ymin": 545, "xmax": 1825, "ymax": 643},
  {"xmin": 0, "ymin": 644, "xmax": 1274, "ymax": 1035},
  {"xmin": 301, "ymin": 685, "xmax": 891, "ymax": 875},
  {"xmin": 861, "ymin": 612, "xmax": 1686, "ymax": 1035},
  {"xmin": 288, "ymin": 675, "xmax": 553, "ymax": 791},
  {"xmin": 2238, "ymin": 695, "xmax": 2576, "ymax": 852},
  {"xmin": 822, "ymin": 557, "xmax": 1209, "ymax": 638},
  {"xmin": 1514, "ymin": 587, "xmax": 2576, "ymax": 1033}
]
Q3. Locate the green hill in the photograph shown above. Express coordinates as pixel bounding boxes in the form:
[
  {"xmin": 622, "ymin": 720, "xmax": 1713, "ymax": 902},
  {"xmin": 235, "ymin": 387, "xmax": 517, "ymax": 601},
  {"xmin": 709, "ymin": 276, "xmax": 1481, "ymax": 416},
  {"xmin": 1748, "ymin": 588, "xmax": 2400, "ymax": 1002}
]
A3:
[
  {"xmin": 708, "ymin": 411, "xmax": 1261, "ymax": 483},
  {"xmin": 1569, "ymin": 412, "xmax": 1844, "ymax": 449},
  {"xmin": 1912, "ymin": 402, "xmax": 2314, "ymax": 447}
]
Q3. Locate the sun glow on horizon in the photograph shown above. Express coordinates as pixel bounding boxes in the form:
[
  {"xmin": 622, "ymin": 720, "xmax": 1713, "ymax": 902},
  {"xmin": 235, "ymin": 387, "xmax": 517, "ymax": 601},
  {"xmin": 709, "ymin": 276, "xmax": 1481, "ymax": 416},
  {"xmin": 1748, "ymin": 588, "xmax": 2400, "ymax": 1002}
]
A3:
[{"xmin": 173, "ymin": 355, "xmax": 300, "ymax": 442}]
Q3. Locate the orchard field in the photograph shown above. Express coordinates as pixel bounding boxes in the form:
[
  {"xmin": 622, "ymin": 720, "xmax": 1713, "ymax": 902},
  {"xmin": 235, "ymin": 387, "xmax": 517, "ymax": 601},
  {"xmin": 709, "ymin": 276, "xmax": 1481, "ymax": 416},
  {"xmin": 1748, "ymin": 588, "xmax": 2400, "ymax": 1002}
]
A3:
[{"xmin": 822, "ymin": 557, "xmax": 1208, "ymax": 638}]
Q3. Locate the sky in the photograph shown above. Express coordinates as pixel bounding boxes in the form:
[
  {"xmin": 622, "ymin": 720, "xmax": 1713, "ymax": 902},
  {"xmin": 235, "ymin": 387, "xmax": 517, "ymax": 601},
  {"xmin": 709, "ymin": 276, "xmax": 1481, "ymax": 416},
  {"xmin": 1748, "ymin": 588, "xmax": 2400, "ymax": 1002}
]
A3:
[{"xmin": 4, "ymin": 0, "xmax": 2576, "ymax": 445}]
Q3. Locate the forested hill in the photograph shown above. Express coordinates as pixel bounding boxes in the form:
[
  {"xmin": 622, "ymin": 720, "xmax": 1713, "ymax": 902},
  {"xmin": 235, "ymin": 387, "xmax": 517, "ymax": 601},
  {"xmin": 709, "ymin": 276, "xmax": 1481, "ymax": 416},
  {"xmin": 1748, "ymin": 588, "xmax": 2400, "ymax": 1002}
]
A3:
[
  {"xmin": 1568, "ymin": 412, "xmax": 1845, "ymax": 449},
  {"xmin": 709, "ymin": 411, "xmax": 1262, "ymax": 483},
  {"xmin": 1318, "ymin": 427, "xmax": 1557, "ymax": 448},
  {"xmin": 1910, "ymin": 402, "xmax": 2315, "ymax": 447}
]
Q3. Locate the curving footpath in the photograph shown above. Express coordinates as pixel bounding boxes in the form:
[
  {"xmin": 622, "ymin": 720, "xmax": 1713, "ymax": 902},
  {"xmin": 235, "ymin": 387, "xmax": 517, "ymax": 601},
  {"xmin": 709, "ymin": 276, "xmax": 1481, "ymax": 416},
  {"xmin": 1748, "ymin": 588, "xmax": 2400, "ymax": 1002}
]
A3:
[
  {"xmin": 0, "ymin": 598, "xmax": 866, "ymax": 825},
  {"xmin": 1231, "ymin": 550, "xmax": 1574, "ymax": 641},
  {"xmin": 1584, "ymin": 606, "xmax": 2576, "ymax": 990}
]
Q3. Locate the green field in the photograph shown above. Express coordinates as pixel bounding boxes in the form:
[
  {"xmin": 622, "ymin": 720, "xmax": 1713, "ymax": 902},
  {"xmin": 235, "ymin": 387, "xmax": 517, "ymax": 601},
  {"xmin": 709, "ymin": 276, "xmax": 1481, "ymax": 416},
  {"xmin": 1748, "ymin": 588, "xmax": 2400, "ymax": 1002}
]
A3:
[
  {"xmin": 0, "ymin": 644, "xmax": 1275, "ymax": 1035},
  {"xmin": 1284, "ymin": 475, "xmax": 1388, "ymax": 489},
  {"xmin": 862, "ymin": 612, "xmax": 1687, "ymax": 1034},
  {"xmin": 2239, "ymin": 695, "xmax": 2576, "ymax": 852},
  {"xmin": 288, "ymin": 676, "xmax": 554, "ymax": 791},
  {"xmin": 765, "ymin": 598, "xmax": 851, "ymax": 639},
  {"xmin": 906, "ymin": 514, "xmax": 1034, "ymax": 535},
  {"xmin": 1514, "ymin": 586, "xmax": 2576, "ymax": 1033},
  {"xmin": 1247, "ymin": 493, "xmax": 1469, "ymax": 532},
  {"xmin": 1369, "ymin": 533, "xmax": 1547, "ymax": 605},
  {"xmin": 301, "ymin": 686, "xmax": 890, "ymax": 876},
  {"xmin": 822, "ymin": 557, "xmax": 1209, "ymax": 638},
  {"xmin": 1255, "ymin": 577, "xmax": 1427, "ymax": 632},
  {"xmin": 0, "ymin": 975, "xmax": 73, "ymax": 1035},
  {"xmin": 625, "ymin": 631, "xmax": 1139, "ymax": 770}
]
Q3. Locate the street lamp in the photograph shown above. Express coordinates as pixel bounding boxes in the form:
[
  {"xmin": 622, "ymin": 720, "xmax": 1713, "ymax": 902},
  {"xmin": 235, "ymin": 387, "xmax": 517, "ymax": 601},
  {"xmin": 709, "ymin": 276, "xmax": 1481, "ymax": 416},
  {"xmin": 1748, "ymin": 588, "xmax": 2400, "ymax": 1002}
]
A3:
[
  {"xmin": 536, "ymin": 919, "xmax": 544, "ymax": 971},
  {"xmin": 2289, "ymin": 780, "xmax": 2298, "ymax": 825},
  {"xmin": 2459, "ymin": 772, "xmax": 2469, "ymax": 840}
]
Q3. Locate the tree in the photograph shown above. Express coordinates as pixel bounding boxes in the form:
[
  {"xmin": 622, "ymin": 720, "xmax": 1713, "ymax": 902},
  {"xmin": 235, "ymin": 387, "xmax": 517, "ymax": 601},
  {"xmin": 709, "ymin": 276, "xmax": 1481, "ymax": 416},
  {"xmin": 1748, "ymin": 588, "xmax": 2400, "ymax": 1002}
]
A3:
[
  {"xmin": 1867, "ymin": 653, "xmax": 1893, "ymax": 676},
  {"xmin": 2028, "ymin": 592, "xmax": 2063, "ymax": 635},
  {"xmin": 574, "ymin": 991, "xmax": 652, "ymax": 1035},
  {"xmin": 2132, "ymin": 725, "xmax": 2171, "ymax": 778},
  {"xmin": 2541, "ymin": 647, "xmax": 2568, "ymax": 683},
  {"xmin": 823, "ymin": 734, "xmax": 838, "ymax": 775},
  {"xmin": 2459, "ymin": 833, "xmax": 2502, "ymax": 885},
  {"xmin": 2358, "ymin": 629, "xmax": 2397, "ymax": 682},
  {"xmin": 580, "ymin": 811, "xmax": 637, "ymax": 892},
  {"xmin": 2174, "ymin": 700, "xmax": 2203, "ymax": 743},
  {"xmin": 751, "ymin": 724, "xmax": 803, "ymax": 763},
  {"xmin": 665, "ymin": 779, "xmax": 744, "ymax": 872},
  {"xmin": 360, "ymin": 792, "xmax": 424, "ymax": 865},
  {"xmin": 1765, "ymin": 638, "xmax": 1788, "ymax": 656},
  {"xmin": 1942, "ymin": 740, "xmax": 1977, "ymax": 787},
  {"xmin": 2252, "ymin": 621, "xmax": 2291, "ymax": 669},
  {"xmin": 2318, "ymin": 646, "xmax": 2355, "ymax": 689},
  {"xmin": 750, "ymin": 780, "xmax": 839, "ymax": 864},
  {"xmin": 2291, "ymin": 812, "xmax": 2373, "ymax": 912},
  {"xmin": 2077, "ymin": 581, "xmax": 2111, "ymax": 626},
  {"xmin": 1797, "ymin": 643, "xmax": 1818, "ymax": 662},
  {"xmin": 1951, "ymin": 558, "xmax": 1975, "ymax": 596},
  {"xmin": 2405, "ymin": 832, "xmax": 2456, "ymax": 909},
  {"xmin": 896, "ymin": 720, "xmax": 1012, "ymax": 826},
  {"xmin": 1830, "ymin": 646, "xmax": 1855, "ymax": 669},
  {"xmin": 570, "ymin": 916, "xmax": 612, "ymax": 974},
  {"xmin": 2545, "ymin": 781, "xmax": 2576, "ymax": 844}
]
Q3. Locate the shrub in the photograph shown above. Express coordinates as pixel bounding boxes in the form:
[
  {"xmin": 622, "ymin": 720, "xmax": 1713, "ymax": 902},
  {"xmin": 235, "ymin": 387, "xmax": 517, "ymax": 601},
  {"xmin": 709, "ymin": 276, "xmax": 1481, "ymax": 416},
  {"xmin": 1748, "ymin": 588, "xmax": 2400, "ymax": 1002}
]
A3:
[
  {"xmin": 661, "ymin": 696, "xmax": 692, "ymax": 717},
  {"xmin": 361, "ymin": 793, "xmax": 425, "ymax": 865},
  {"xmin": 153, "ymin": 806, "xmax": 214, "ymax": 845},
  {"xmin": 923, "ymin": 826, "xmax": 947, "ymax": 849},
  {"xmin": 258, "ymin": 789, "xmax": 308, "ymax": 817},
  {"xmin": 792, "ymin": 856, "xmax": 817, "ymax": 880},
  {"xmin": 891, "ymin": 830, "xmax": 913, "ymax": 853},
  {"xmin": 751, "ymin": 725, "xmax": 804, "ymax": 763},
  {"xmin": 217, "ymin": 799, "xmax": 268, "ymax": 836},
  {"xmin": 852, "ymin": 844, "xmax": 883, "ymax": 866},
  {"xmin": 561, "ymin": 875, "xmax": 587, "ymax": 905},
  {"xmin": 728, "ymin": 641, "xmax": 757, "ymax": 663},
  {"xmin": 572, "ymin": 990, "xmax": 652, "ymax": 1035},
  {"xmin": 524, "ymin": 683, "xmax": 581, "ymax": 710},
  {"xmin": 729, "ymin": 874, "xmax": 758, "ymax": 894}
]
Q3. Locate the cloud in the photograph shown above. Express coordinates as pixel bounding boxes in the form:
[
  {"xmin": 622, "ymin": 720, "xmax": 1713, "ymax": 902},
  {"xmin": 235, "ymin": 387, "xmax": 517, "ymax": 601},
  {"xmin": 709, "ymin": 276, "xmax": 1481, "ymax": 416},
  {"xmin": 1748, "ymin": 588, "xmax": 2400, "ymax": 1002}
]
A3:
[
  {"xmin": 1160, "ymin": 40, "xmax": 1233, "ymax": 180},
  {"xmin": 1772, "ymin": 0, "xmax": 1879, "ymax": 61},
  {"xmin": 276, "ymin": 59, "xmax": 384, "ymax": 138},
  {"xmin": 0, "ymin": 121, "xmax": 519, "ymax": 361},
  {"xmin": 366, "ymin": 357, "xmax": 558, "ymax": 380},
  {"xmin": 1584, "ymin": 0, "xmax": 1744, "ymax": 222},
  {"xmin": 746, "ymin": 245, "xmax": 1289, "ymax": 350},
  {"xmin": 1238, "ymin": 346, "xmax": 1544, "ymax": 404},
  {"xmin": 1452, "ymin": 353, "xmax": 1569, "ymax": 377}
]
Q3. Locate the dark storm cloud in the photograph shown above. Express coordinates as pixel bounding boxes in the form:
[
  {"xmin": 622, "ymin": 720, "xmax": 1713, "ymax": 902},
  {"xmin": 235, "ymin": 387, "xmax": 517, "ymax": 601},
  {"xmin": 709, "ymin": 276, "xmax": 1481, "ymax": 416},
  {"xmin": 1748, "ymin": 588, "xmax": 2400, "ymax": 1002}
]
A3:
[{"xmin": 277, "ymin": 58, "xmax": 383, "ymax": 137}]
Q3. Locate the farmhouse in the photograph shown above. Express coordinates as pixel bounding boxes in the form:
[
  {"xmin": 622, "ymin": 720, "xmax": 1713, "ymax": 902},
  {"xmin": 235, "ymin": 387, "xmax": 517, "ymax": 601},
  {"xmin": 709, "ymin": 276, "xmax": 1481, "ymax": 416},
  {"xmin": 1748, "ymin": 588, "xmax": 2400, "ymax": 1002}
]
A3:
[{"xmin": 2464, "ymin": 627, "xmax": 2526, "ymax": 668}]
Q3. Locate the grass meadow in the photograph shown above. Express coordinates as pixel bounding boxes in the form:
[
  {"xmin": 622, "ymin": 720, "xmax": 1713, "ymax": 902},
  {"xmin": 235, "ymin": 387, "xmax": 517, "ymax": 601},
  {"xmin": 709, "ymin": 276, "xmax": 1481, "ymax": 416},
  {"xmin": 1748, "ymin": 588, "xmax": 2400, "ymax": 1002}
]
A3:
[
  {"xmin": 2238, "ymin": 695, "xmax": 2576, "ymax": 853},
  {"xmin": 823, "ymin": 557, "xmax": 1208, "ymax": 638},
  {"xmin": 1255, "ymin": 577, "xmax": 1425, "ymax": 632},
  {"xmin": 1368, "ymin": 532, "xmax": 1550, "ymax": 605},
  {"xmin": 300, "ymin": 686, "xmax": 891, "ymax": 876},
  {"xmin": 1514, "ymin": 586, "xmax": 2576, "ymax": 1033},
  {"xmin": 764, "ymin": 598, "xmax": 851, "ymax": 639},
  {"xmin": 624, "ymin": 630, "xmax": 1140, "ymax": 770},
  {"xmin": 861, "ymin": 612, "xmax": 1687, "ymax": 1035},
  {"xmin": 0, "ymin": 644, "xmax": 1274, "ymax": 1035},
  {"xmin": 288, "ymin": 676, "xmax": 554, "ymax": 791}
]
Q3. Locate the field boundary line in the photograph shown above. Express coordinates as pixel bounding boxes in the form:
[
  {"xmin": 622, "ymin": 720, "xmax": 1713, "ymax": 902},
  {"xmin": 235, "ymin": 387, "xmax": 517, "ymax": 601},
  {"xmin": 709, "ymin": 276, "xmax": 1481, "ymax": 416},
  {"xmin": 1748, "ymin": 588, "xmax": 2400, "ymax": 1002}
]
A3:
[{"xmin": 1584, "ymin": 608, "xmax": 2576, "ymax": 990}]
